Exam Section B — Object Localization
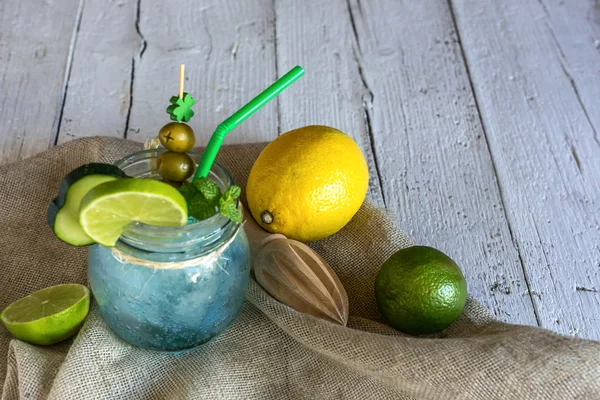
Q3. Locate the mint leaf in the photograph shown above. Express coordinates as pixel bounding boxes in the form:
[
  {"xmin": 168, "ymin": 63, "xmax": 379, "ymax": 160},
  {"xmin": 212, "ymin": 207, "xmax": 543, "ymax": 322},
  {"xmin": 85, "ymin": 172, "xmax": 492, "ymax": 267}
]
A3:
[
  {"xmin": 189, "ymin": 192, "xmax": 217, "ymax": 220},
  {"xmin": 189, "ymin": 194, "xmax": 212, "ymax": 210},
  {"xmin": 219, "ymin": 200, "xmax": 242, "ymax": 223},
  {"xmin": 180, "ymin": 182, "xmax": 217, "ymax": 220},
  {"xmin": 194, "ymin": 178, "xmax": 221, "ymax": 202},
  {"xmin": 178, "ymin": 182, "xmax": 198, "ymax": 203},
  {"xmin": 223, "ymin": 185, "xmax": 241, "ymax": 201},
  {"xmin": 179, "ymin": 179, "xmax": 243, "ymax": 223},
  {"xmin": 189, "ymin": 201, "xmax": 217, "ymax": 221}
]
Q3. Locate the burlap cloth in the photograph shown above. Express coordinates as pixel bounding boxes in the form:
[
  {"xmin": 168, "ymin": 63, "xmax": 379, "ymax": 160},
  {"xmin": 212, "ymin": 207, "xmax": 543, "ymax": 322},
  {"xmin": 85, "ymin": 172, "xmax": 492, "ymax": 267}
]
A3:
[{"xmin": 1, "ymin": 137, "xmax": 599, "ymax": 400}]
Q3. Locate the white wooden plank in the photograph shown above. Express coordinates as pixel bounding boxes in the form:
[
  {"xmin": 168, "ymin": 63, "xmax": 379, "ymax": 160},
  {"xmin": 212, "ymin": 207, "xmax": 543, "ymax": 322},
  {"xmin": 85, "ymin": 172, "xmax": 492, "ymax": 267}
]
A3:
[
  {"xmin": 343, "ymin": 0, "xmax": 537, "ymax": 326},
  {"xmin": 56, "ymin": 0, "xmax": 140, "ymax": 144},
  {"xmin": 537, "ymin": 0, "xmax": 600, "ymax": 134},
  {"xmin": 127, "ymin": 0, "xmax": 277, "ymax": 146},
  {"xmin": 274, "ymin": 0, "xmax": 386, "ymax": 208},
  {"xmin": 451, "ymin": 0, "xmax": 600, "ymax": 340},
  {"xmin": 0, "ymin": 0, "xmax": 80, "ymax": 165}
]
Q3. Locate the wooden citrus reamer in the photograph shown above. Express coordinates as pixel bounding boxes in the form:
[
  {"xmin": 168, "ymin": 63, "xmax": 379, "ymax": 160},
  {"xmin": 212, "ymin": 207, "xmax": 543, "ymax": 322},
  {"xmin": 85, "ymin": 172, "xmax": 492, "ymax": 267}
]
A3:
[{"xmin": 243, "ymin": 206, "xmax": 349, "ymax": 326}]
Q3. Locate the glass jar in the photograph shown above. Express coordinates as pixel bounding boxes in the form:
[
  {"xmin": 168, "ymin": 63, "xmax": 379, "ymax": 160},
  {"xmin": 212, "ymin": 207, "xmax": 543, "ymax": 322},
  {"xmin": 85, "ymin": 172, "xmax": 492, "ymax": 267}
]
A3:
[{"xmin": 88, "ymin": 149, "xmax": 250, "ymax": 352}]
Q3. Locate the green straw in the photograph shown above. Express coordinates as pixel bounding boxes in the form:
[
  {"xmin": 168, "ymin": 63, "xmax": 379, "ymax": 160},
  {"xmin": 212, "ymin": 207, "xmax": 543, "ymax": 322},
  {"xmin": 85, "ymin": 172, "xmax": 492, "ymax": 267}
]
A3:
[{"xmin": 193, "ymin": 65, "xmax": 304, "ymax": 180}]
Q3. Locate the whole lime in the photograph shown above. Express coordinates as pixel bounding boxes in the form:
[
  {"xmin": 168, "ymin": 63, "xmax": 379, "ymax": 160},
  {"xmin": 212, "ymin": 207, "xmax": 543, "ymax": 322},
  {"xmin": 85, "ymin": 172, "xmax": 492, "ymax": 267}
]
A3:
[{"xmin": 374, "ymin": 246, "xmax": 467, "ymax": 335}]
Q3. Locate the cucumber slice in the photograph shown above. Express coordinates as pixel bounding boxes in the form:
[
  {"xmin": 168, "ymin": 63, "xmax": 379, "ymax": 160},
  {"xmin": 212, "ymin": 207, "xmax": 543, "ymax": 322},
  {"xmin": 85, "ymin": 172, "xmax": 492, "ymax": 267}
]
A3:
[
  {"xmin": 52, "ymin": 163, "xmax": 127, "ymax": 208},
  {"xmin": 47, "ymin": 163, "xmax": 126, "ymax": 246}
]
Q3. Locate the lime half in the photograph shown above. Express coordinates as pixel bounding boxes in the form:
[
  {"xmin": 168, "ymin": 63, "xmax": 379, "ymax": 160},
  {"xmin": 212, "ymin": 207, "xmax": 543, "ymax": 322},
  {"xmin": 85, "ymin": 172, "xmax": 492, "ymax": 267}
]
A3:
[
  {"xmin": 1, "ymin": 284, "xmax": 90, "ymax": 345},
  {"xmin": 79, "ymin": 178, "xmax": 188, "ymax": 247}
]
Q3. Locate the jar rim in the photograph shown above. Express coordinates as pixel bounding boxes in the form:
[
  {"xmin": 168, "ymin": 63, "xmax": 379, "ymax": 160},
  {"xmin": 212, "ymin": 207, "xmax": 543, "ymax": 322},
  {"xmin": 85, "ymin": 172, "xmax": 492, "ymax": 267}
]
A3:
[{"xmin": 112, "ymin": 148, "xmax": 240, "ymax": 258}]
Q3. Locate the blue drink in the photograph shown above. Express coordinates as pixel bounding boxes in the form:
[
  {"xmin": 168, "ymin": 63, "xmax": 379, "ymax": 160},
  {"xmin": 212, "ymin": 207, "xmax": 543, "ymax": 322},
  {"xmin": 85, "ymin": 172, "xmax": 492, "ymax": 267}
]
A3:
[{"xmin": 88, "ymin": 150, "xmax": 250, "ymax": 352}]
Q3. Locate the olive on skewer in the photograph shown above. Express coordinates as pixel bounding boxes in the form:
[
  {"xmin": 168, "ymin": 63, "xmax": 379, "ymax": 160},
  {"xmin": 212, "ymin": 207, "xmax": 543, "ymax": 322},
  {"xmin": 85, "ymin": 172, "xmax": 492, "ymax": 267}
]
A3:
[
  {"xmin": 158, "ymin": 122, "xmax": 196, "ymax": 153},
  {"xmin": 156, "ymin": 151, "xmax": 196, "ymax": 182}
]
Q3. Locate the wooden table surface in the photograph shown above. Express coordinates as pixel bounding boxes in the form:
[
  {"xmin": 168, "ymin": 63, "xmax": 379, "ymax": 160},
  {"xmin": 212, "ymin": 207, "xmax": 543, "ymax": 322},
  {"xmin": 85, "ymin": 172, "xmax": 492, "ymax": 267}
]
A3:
[{"xmin": 1, "ymin": 0, "xmax": 599, "ymax": 340}]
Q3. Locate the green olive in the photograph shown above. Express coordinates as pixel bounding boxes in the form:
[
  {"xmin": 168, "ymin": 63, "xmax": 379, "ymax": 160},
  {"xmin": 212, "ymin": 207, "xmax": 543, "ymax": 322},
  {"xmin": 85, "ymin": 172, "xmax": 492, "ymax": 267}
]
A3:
[
  {"xmin": 156, "ymin": 151, "xmax": 195, "ymax": 182},
  {"xmin": 158, "ymin": 122, "xmax": 196, "ymax": 152}
]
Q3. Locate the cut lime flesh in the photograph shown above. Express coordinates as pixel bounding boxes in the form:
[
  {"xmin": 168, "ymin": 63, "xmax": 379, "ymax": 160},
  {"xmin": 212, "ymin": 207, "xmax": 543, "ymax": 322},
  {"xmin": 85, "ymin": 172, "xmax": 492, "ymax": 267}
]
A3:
[
  {"xmin": 1, "ymin": 284, "xmax": 90, "ymax": 345},
  {"xmin": 79, "ymin": 178, "xmax": 188, "ymax": 247}
]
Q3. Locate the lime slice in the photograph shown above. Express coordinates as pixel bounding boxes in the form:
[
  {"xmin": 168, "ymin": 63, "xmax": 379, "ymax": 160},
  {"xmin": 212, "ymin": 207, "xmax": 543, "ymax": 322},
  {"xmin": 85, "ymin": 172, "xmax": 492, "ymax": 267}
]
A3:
[
  {"xmin": 79, "ymin": 178, "xmax": 188, "ymax": 247},
  {"xmin": 1, "ymin": 284, "xmax": 90, "ymax": 345}
]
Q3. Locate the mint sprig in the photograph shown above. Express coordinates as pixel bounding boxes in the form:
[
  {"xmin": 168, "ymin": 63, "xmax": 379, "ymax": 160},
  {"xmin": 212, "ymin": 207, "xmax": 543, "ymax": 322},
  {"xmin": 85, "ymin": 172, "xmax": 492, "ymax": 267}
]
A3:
[
  {"xmin": 195, "ymin": 178, "xmax": 220, "ymax": 202},
  {"xmin": 179, "ymin": 178, "xmax": 242, "ymax": 223}
]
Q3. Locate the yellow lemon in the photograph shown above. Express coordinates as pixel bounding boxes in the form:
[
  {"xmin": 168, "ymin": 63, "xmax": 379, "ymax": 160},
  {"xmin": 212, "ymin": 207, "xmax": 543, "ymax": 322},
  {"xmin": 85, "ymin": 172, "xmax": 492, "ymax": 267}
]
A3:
[{"xmin": 247, "ymin": 125, "xmax": 369, "ymax": 242}]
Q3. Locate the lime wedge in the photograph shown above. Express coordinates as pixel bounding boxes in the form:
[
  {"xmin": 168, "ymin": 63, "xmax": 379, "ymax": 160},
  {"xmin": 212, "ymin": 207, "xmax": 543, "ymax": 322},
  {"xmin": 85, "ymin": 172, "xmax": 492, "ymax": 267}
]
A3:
[
  {"xmin": 79, "ymin": 178, "xmax": 188, "ymax": 247},
  {"xmin": 1, "ymin": 284, "xmax": 90, "ymax": 345}
]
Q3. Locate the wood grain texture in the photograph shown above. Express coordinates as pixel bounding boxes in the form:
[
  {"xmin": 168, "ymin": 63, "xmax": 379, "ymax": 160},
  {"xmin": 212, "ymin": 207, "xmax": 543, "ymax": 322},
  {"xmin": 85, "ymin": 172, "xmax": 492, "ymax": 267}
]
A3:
[
  {"xmin": 56, "ymin": 0, "xmax": 141, "ymax": 144},
  {"xmin": 537, "ymin": 0, "xmax": 600, "ymax": 135},
  {"xmin": 345, "ymin": 0, "xmax": 537, "ymax": 326},
  {"xmin": 0, "ymin": 0, "xmax": 80, "ymax": 165},
  {"xmin": 451, "ymin": 0, "xmax": 600, "ymax": 339},
  {"xmin": 126, "ymin": 0, "xmax": 277, "ymax": 146},
  {"xmin": 273, "ymin": 0, "xmax": 385, "ymax": 205}
]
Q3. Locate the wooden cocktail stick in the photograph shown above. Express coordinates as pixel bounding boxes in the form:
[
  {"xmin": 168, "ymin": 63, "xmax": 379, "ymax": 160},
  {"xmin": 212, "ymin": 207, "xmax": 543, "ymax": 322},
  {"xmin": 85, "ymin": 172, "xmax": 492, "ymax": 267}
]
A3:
[{"xmin": 179, "ymin": 64, "xmax": 185, "ymax": 99}]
